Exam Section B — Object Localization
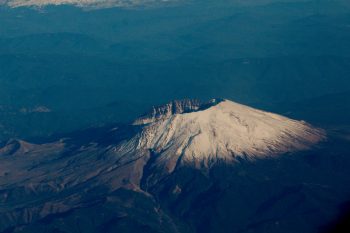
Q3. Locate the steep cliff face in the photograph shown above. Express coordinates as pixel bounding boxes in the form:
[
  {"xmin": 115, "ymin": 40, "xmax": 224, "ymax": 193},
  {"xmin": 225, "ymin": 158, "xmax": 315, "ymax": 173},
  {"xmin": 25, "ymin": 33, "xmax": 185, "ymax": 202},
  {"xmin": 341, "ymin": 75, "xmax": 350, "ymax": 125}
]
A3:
[{"xmin": 133, "ymin": 99, "xmax": 223, "ymax": 126}]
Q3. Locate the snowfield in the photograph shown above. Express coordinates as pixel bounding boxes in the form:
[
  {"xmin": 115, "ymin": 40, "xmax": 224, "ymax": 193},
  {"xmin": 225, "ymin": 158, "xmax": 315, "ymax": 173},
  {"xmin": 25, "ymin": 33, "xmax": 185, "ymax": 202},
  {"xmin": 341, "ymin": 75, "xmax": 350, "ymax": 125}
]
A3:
[
  {"xmin": 3, "ymin": 0, "xmax": 175, "ymax": 8},
  {"xmin": 126, "ymin": 99, "xmax": 325, "ymax": 170}
]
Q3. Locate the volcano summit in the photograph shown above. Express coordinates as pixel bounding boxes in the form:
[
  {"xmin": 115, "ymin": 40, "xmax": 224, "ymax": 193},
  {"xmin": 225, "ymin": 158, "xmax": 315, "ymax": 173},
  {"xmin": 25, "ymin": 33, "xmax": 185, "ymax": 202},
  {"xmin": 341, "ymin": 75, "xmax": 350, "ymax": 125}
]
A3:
[
  {"xmin": 0, "ymin": 99, "xmax": 330, "ymax": 233},
  {"xmin": 121, "ymin": 99, "xmax": 325, "ymax": 171}
]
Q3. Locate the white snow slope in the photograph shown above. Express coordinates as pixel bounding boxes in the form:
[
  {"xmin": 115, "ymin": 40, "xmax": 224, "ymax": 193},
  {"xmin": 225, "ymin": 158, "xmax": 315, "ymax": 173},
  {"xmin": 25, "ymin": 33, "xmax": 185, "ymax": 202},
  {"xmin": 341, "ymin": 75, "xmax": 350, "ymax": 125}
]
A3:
[
  {"xmin": 125, "ymin": 99, "xmax": 325, "ymax": 171},
  {"xmin": 3, "ymin": 0, "xmax": 175, "ymax": 8}
]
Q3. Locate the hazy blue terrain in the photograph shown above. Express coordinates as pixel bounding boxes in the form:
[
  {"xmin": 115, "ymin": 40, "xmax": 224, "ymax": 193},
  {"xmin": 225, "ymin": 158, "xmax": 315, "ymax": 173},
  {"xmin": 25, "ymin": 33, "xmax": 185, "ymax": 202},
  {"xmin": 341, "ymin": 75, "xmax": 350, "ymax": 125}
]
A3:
[
  {"xmin": 1, "ymin": 1, "xmax": 350, "ymax": 233},
  {"xmin": 0, "ymin": 0, "xmax": 349, "ymax": 139}
]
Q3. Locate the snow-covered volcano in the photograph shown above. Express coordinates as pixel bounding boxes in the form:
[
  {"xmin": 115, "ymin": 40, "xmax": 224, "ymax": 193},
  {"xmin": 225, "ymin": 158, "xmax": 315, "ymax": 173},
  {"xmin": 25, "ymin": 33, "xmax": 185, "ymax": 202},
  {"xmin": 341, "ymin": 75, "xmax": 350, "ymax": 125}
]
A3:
[
  {"xmin": 124, "ymin": 99, "xmax": 325, "ymax": 171},
  {"xmin": 1, "ymin": 99, "xmax": 344, "ymax": 233}
]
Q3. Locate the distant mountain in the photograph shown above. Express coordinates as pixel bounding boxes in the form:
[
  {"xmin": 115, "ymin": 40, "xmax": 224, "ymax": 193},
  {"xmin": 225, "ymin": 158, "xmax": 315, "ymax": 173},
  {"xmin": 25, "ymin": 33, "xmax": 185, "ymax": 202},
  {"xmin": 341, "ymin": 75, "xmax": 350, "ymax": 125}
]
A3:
[
  {"xmin": 1, "ymin": 99, "xmax": 346, "ymax": 233},
  {"xmin": 1, "ymin": 0, "xmax": 178, "ymax": 8},
  {"xmin": 0, "ymin": 0, "xmax": 320, "ymax": 9}
]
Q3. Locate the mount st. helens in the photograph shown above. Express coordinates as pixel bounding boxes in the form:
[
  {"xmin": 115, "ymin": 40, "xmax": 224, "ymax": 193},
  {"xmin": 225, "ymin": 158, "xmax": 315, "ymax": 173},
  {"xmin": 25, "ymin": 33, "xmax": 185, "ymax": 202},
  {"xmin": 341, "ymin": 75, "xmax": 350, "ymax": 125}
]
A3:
[
  {"xmin": 0, "ymin": 99, "xmax": 337, "ymax": 233},
  {"xmin": 130, "ymin": 99, "xmax": 324, "ymax": 169}
]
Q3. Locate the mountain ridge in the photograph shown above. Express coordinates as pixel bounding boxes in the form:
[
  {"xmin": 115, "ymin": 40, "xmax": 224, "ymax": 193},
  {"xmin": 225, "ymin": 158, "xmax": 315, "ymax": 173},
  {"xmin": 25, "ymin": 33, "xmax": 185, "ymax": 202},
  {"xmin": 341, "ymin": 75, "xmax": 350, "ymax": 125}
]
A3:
[
  {"xmin": 128, "ymin": 99, "xmax": 325, "ymax": 170},
  {"xmin": 1, "ymin": 0, "xmax": 178, "ymax": 9},
  {"xmin": 0, "ymin": 98, "xmax": 345, "ymax": 233}
]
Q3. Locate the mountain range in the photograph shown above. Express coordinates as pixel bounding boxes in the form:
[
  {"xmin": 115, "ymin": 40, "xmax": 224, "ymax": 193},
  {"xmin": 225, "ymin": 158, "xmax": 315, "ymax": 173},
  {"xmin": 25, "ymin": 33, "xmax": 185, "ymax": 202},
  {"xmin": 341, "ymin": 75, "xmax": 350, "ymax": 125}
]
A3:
[
  {"xmin": 1, "ymin": 99, "xmax": 349, "ymax": 233},
  {"xmin": 0, "ymin": 0, "xmax": 328, "ymax": 9},
  {"xmin": 0, "ymin": 0, "xmax": 349, "ymax": 232},
  {"xmin": 1, "ymin": 0, "xmax": 177, "ymax": 8},
  {"xmin": 0, "ymin": 0, "xmax": 350, "ymax": 141}
]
